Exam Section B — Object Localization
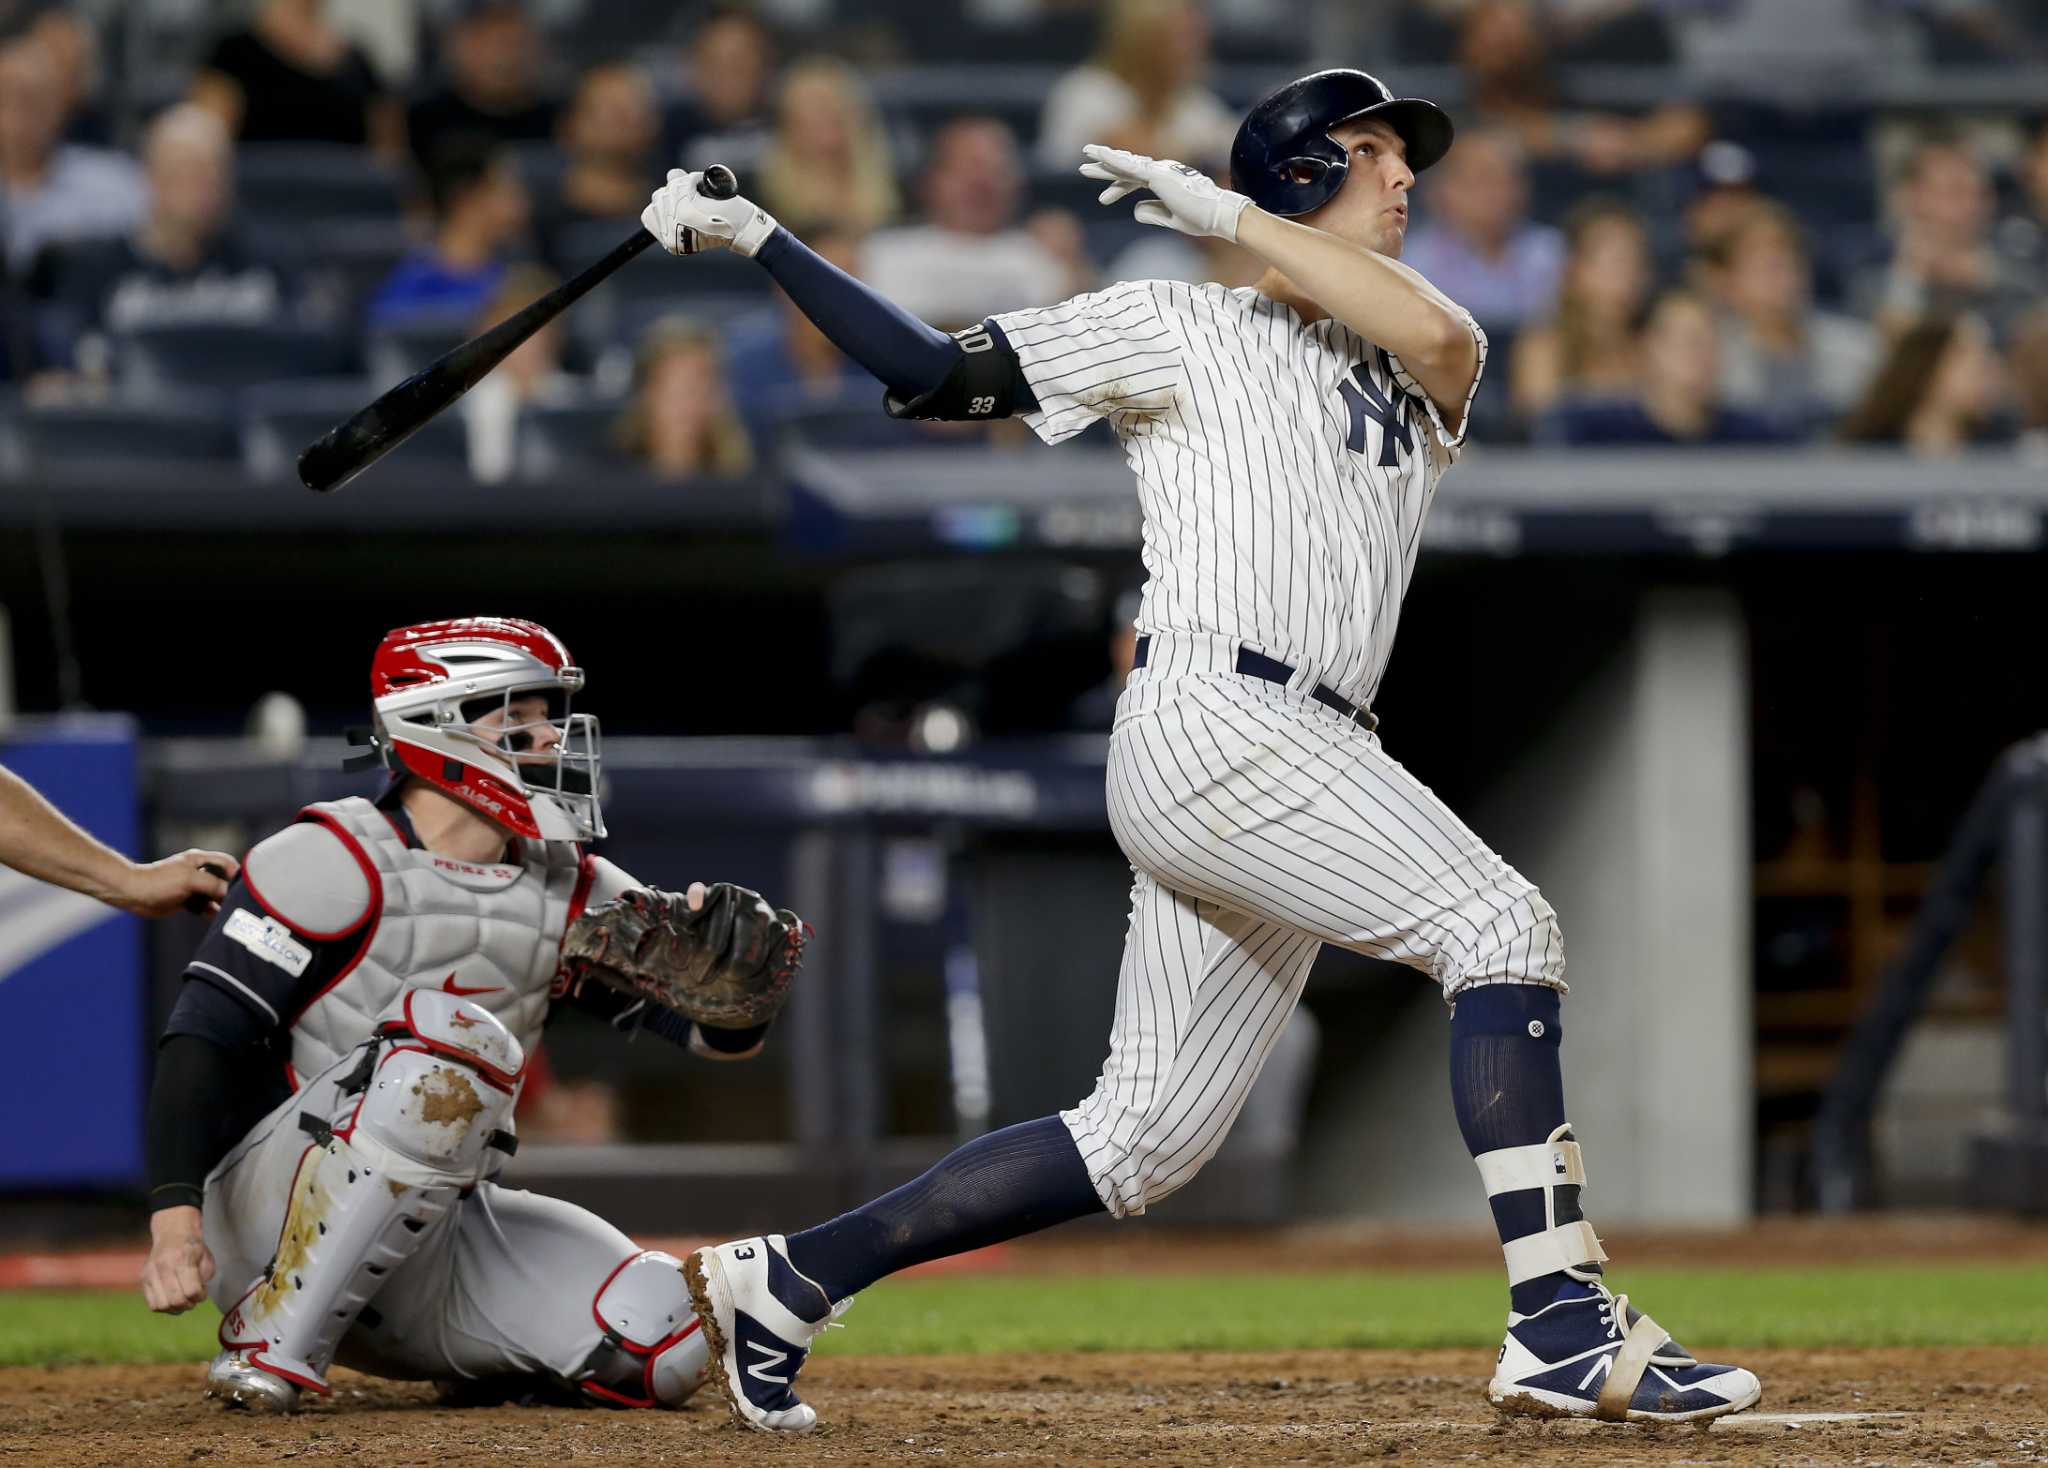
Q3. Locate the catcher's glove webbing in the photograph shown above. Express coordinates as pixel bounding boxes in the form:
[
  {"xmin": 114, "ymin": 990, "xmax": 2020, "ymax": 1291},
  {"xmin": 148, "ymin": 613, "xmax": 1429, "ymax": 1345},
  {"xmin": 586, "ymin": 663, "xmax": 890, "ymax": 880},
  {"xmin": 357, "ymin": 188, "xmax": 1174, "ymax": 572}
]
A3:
[{"xmin": 560, "ymin": 883, "xmax": 808, "ymax": 1030}]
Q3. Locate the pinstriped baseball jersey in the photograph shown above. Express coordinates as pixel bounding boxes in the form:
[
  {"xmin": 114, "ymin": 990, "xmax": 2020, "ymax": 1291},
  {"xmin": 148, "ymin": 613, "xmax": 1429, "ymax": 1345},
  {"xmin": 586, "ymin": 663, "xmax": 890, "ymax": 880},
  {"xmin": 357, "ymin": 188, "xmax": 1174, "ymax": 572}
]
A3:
[
  {"xmin": 992, "ymin": 280, "xmax": 1487, "ymax": 707},
  {"xmin": 985, "ymin": 276, "xmax": 1554, "ymax": 1221}
]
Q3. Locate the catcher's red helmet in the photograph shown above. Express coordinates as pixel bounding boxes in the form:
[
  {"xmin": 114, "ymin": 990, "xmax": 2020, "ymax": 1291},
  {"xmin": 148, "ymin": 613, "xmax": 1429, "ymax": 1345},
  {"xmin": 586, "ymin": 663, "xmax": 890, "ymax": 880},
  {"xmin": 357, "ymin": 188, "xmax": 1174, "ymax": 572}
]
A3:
[{"xmin": 368, "ymin": 617, "xmax": 603, "ymax": 842}]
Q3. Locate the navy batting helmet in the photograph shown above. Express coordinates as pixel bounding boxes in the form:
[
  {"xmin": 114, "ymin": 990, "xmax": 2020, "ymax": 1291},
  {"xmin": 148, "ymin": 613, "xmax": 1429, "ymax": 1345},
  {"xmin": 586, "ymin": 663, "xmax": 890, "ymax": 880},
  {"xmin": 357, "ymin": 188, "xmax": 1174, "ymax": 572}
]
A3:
[{"xmin": 1231, "ymin": 69, "xmax": 1454, "ymax": 217}]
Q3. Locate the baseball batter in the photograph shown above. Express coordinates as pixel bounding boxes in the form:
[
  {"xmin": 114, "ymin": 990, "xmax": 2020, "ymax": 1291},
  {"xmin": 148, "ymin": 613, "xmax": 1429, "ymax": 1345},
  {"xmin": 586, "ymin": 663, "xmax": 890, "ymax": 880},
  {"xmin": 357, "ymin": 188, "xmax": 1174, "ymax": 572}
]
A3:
[
  {"xmin": 638, "ymin": 68, "xmax": 1760, "ymax": 1430},
  {"xmin": 140, "ymin": 617, "xmax": 807, "ymax": 1413}
]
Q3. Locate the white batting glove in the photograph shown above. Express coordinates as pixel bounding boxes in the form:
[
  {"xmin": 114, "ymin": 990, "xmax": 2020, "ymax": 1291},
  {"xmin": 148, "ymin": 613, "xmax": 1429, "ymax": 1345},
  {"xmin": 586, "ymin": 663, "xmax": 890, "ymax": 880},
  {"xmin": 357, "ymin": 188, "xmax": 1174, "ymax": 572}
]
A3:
[
  {"xmin": 642, "ymin": 168, "xmax": 778, "ymax": 258},
  {"xmin": 1079, "ymin": 145, "xmax": 1252, "ymax": 243}
]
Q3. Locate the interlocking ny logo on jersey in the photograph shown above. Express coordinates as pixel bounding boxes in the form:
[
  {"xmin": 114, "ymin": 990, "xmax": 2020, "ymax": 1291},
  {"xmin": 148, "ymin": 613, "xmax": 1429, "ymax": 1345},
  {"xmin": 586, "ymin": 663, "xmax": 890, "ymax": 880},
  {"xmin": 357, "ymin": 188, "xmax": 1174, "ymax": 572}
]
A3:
[{"xmin": 1338, "ymin": 353, "xmax": 1413, "ymax": 468}]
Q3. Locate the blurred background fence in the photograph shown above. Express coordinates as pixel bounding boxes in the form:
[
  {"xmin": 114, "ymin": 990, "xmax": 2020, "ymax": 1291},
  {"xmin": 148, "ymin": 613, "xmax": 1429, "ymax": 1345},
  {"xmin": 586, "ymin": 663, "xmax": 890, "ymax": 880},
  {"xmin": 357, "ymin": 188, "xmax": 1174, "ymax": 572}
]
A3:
[{"xmin": 2, "ymin": 0, "xmax": 2045, "ymax": 1235}]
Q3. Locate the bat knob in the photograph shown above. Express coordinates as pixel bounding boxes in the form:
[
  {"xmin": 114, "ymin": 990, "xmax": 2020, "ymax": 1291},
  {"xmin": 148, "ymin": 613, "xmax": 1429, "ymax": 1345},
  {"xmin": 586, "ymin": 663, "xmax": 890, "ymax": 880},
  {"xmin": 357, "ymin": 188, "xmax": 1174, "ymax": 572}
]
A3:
[
  {"xmin": 184, "ymin": 861, "xmax": 230, "ymax": 916},
  {"xmin": 699, "ymin": 164, "xmax": 738, "ymax": 200}
]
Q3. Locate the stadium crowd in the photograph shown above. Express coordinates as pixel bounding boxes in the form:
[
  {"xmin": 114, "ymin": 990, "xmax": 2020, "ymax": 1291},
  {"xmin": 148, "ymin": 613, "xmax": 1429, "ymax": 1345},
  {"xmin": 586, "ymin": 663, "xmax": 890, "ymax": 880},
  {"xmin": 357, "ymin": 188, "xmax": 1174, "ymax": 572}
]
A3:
[{"xmin": 0, "ymin": 0, "xmax": 2044, "ymax": 478}]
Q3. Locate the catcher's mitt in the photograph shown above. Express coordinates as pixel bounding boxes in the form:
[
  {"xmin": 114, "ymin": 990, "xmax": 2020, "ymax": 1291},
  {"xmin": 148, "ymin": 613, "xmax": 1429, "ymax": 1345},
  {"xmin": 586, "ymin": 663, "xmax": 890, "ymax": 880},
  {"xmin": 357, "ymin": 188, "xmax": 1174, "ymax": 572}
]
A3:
[{"xmin": 559, "ymin": 883, "xmax": 808, "ymax": 1030}]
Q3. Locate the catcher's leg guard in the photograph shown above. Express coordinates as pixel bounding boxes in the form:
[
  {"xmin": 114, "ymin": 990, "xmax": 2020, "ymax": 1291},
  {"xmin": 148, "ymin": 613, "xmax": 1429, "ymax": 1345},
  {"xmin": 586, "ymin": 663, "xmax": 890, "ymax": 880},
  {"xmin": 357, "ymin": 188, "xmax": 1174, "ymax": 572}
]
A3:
[
  {"xmin": 579, "ymin": 1250, "xmax": 710, "ymax": 1407},
  {"xmin": 215, "ymin": 991, "xmax": 524, "ymax": 1406}
]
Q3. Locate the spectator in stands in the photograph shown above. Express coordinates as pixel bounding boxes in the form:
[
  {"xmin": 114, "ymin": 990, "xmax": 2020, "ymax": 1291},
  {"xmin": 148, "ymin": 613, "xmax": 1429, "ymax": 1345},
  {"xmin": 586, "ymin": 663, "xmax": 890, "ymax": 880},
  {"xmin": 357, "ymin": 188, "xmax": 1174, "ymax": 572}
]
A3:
[
  {"xmin": 2011, "ymin": 308, "xmax": 2048, "ymax": 461},
  {"xmin": 1546, "ymin": 287, "xmax": 1788, "ymax": 445},
  {"xmin": 725, "ymin": 225, "xmax": 879, "ymax": 446},
  {"xmin": 864, "ymin": 118, "xmax": 1089, "ymax": 331},
  {"xmin": 1838, "ymin": 313, "xmax": 2010, "ymax": 454},
  {"xmin": 1510, "ymin": 199, "xmax": 1653, "ymax": 422},
  {"xmin": 1400, "ymin": 124, "xmax": 1563, "ymax": 333},
  {"xmin": 757, "ymin": 58, "xmax": 898, "ymax": 238},
  {"xmin": 31, "ymin": 106, "xmax": 282, "ymax": 377},
  {"xmin": 668, "ymin": 4, "xmax": 778, "ymax": 176},
  {"xmin": 407, "ymin": 0, "xmax": 559, "ymax": 173},
  {"xmin": 614, "ymin": 317, "xmax": 754, "ymax": 479},
  {"xmin": 0, "ymin": 32, "xmax": 143, "ymax": 273},
  {"xmin": 193, "ymin": 0, "xmax": 401, "ymax": 157},
  {"xmin": 1458, "ymin": 0, "xmax": 1708, "ymax": 174},
  {"xmin": 367, "ymin": 136, "xmax": 529, "ymax": 328},
  {"xmin": 1037, "ymin": 0, "xmax": 1236, "ymax": 171},
  {"xmin": 542, "ymin": 61, "xmax": 661, "ymax": 253},
  {"xmin": 1852, "ymin": 133, "xmax": 2041, "ymax": 340},
  {"xmin": 25, "ymin": 5, "xmax": 110, "ymax": 146},
  {"xmin": 462, "ymin": 263, "xmax": 575, "ymax": 483},
  {"xmin": 1712, "ymin": 202, "xmax": 1878, "ymax": 435},
  {"xmin": 1680, "ymin": 140, "xmax": 1763, "ymax": 303},
  {"xmin": 1996, "ymin": 120, "xmax": 2048, "ymax": 281}
]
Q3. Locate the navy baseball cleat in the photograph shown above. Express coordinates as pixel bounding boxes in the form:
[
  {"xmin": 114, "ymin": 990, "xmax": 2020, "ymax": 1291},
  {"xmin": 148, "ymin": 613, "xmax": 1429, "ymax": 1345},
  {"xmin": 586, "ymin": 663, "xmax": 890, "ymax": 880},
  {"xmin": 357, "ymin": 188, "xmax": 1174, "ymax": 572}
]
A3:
[
  {"xmin": 684, "ymin": 1235, "xmax": 848, "ymax": 1433},
  {"xmin": 1488, "ymin": 1279, "xmax": 1760, "ymax": 1422}
]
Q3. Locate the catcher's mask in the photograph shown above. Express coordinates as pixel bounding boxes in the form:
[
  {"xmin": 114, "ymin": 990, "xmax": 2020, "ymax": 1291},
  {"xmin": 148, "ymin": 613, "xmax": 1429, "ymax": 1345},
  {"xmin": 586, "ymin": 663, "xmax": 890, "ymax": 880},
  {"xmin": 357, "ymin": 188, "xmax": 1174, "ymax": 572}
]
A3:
[{"xmin": 359, "ymin": 616, "xmax": 604, "ymax": 842}]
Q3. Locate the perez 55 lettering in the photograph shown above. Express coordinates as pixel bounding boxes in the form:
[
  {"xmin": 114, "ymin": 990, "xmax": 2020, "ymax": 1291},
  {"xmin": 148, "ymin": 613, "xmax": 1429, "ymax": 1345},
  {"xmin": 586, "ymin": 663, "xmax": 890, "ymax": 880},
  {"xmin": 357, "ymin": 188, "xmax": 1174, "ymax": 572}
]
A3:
[{"xmin": 223, "ymin": 907, "xmax": 313, "ymax": 977}]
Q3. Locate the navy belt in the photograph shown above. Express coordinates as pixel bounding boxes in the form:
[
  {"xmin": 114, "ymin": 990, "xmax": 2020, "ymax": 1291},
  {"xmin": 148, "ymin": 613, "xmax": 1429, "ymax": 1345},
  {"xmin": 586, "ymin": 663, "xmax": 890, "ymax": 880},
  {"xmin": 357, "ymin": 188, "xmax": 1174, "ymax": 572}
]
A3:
[{"xmin": 1132, "ymin": 635, "xmax": 1377, "ymax": 732}]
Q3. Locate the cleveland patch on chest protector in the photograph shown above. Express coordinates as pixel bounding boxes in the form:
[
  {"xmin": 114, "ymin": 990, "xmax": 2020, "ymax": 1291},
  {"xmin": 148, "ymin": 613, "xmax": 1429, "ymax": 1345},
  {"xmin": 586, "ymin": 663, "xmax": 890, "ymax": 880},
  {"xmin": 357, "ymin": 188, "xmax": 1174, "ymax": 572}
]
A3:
[{"xmin": 224, "ymin": 907, "xmax": 313, "ymax": 977}]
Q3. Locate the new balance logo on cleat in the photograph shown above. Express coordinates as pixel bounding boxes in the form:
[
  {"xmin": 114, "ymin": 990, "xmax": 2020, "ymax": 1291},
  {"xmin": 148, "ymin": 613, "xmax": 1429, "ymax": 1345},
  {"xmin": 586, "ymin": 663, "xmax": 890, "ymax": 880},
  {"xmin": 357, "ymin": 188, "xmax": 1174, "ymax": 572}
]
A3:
[{"xmin": 745, "ymin": 1340, "xmax": 790, "ymax": 1385}]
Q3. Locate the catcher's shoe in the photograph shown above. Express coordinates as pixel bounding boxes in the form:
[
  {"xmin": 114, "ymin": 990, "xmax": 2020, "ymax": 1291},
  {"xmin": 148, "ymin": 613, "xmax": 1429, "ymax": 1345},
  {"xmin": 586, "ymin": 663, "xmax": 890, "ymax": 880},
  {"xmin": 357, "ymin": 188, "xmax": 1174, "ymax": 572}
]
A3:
[
  {"xmin": 684, "ymin": 1235, "xmax": 847, "ymax": 1433},
  {"xmin": 1488, "ymin": 1280, "xmax": 1760, "ymax": 1423},
  {"xmin": 206, "ymin": 1349, "xmax": 302, "ymax": 1413}
]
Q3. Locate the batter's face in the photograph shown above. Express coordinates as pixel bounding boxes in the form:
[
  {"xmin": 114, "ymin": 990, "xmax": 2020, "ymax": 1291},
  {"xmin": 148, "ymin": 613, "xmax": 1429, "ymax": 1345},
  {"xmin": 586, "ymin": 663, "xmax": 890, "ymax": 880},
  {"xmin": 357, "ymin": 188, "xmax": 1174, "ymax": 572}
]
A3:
[{"xmin": 1300, "ymin": 118, "xmax": 1415, "ymax": 257}]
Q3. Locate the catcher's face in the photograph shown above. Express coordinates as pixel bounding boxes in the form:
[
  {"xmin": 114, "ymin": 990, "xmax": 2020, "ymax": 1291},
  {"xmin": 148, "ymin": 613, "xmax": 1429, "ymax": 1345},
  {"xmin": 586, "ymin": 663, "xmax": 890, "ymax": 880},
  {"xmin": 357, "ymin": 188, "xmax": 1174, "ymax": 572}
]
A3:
[
  {"xmin": 467, "ymin": 692, "xmax": 564, "ymax": 761},
  {"xmin": 1301, "ymin": 118, "xmax": 1413, "ymax": 258}
]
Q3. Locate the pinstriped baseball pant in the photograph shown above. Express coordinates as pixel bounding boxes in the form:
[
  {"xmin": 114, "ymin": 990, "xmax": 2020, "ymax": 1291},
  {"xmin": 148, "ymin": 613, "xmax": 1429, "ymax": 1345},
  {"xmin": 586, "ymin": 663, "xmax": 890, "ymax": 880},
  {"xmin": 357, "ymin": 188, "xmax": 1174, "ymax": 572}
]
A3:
[{"xmin": 1062, "ymin": 632, "xmax": 1566, "ymax": 1218}]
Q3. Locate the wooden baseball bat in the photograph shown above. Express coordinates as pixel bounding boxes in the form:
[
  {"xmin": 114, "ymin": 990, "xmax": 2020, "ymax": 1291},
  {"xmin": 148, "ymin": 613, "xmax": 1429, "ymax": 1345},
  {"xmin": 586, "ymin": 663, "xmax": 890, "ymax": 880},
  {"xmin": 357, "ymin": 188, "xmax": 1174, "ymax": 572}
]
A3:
[{"xmin": 297, "ymin": 164, "xmax": 738, "ymax": 493}]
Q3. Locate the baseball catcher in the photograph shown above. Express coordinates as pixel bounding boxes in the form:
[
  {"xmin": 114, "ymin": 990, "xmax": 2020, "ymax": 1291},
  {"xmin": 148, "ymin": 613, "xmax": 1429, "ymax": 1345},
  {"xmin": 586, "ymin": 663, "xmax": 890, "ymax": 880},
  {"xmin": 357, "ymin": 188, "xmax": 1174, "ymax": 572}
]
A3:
[
  {"xmin": 139, "ymin": 617, "xmax": 807, "ymax": 1413},
  {"xmin": 635, "ymin": 67, "xmax": 1759, "ymax": 1432}
]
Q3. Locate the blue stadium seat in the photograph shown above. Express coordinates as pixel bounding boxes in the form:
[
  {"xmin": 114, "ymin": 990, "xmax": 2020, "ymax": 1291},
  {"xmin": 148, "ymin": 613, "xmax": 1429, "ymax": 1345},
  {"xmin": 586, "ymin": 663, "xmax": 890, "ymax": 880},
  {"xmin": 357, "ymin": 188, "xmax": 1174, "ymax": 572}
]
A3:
[
  {"xmin": 364, "ymin": 314, "xmax": 475, "ymax": 389},
  {"xmin": 115, "ymin": 321, "xmax": 359, "ymax": 395},
  {"xmin": 3, "ymin": 395, "xmax": 238, "ymax": 470},
  {"xmin": 240, "ymin": 378, "xmax": 471, "ymax": 480},
  {"xmin": 236, "ymin": 144, "xmax": 407, "ymax": 226},
  {"xmin": 515, "ymin": 400, "xmax": 632, "ymax": 478},
  {"xmin": 554, "ymin": 226, "xmax": 776, "ymax": 350},
  {"xmin": 262, "ymin": 217, "xmax": 415, "ymax": 322}
]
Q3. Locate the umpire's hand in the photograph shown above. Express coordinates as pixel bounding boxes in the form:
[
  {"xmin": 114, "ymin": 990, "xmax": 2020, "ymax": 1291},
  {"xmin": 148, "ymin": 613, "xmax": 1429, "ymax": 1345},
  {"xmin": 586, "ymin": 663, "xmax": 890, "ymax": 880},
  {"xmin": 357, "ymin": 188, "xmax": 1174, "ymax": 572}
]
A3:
[{"xmin": 142, "ymin": 1205, "xmax": 215, "ymax": 1314}]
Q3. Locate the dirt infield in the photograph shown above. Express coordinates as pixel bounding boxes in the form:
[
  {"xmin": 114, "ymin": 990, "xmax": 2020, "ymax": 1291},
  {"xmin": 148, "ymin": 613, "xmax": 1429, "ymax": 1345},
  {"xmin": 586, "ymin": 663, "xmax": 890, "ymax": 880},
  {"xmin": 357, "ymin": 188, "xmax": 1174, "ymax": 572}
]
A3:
[{"xmin": 5, "ymin": 1347, "xmax": 2042, "ymax": 1467}]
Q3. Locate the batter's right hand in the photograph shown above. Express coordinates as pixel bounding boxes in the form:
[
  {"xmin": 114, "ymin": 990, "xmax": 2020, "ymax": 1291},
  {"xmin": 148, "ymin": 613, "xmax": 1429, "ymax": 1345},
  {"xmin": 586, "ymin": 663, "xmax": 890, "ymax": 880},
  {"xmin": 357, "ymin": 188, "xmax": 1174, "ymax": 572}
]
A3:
[
  {"xmin": 643, "ymin": 169, "xmax": 777, "ymax": 258},
  {"xmin": 142, "ymin": 1205, "xmax": 215, "ymax": 1314}
]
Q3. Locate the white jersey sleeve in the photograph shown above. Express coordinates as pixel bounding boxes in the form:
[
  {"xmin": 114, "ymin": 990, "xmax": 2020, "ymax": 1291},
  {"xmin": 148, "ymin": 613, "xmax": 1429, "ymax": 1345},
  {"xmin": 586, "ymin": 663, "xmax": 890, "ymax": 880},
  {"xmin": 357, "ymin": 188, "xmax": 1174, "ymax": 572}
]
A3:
[
  {"xmin": 1384, "ymin": 309, "xmax": 1489, "ymax": 472},
  {"xmin": 991, "ymin": 279, "xmax": 1184, "ymax": 445}
]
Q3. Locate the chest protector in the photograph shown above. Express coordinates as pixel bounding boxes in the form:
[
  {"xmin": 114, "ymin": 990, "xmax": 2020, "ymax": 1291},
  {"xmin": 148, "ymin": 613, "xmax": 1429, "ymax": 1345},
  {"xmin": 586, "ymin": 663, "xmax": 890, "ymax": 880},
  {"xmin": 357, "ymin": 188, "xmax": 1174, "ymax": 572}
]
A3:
[{"xmin": 287, "ymin": 797, "xmax": 586, "ymax": 1083}]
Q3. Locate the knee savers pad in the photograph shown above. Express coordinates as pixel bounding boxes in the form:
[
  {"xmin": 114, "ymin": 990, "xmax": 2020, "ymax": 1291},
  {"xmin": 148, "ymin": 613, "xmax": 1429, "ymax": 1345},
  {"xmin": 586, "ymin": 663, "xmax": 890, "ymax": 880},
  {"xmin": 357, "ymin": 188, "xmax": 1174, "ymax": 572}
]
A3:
[{"xmin": 581, "ymin": 1250, "xmax": 709, "ymax": 1407}]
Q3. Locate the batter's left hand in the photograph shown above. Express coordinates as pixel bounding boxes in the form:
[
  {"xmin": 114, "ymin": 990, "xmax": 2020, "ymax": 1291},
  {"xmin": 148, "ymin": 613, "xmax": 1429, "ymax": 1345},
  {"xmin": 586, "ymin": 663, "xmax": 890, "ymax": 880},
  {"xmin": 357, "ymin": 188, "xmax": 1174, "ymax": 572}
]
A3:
[
  {"xmin": 1079, "ymin": 146, "xmax": 1251, "ymax": 242},
  {"xmin": 642, "ymin": 169, "xmax": 778, "ymax": 257}
]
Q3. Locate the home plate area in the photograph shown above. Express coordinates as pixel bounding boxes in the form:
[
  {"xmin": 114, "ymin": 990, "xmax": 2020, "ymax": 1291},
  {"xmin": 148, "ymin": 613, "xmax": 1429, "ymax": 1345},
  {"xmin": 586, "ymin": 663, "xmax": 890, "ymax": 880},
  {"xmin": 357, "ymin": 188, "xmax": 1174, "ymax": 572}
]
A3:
[{"xmin": 4, "ymin": 1347, "xmax": 2042, "ymax": 1467}]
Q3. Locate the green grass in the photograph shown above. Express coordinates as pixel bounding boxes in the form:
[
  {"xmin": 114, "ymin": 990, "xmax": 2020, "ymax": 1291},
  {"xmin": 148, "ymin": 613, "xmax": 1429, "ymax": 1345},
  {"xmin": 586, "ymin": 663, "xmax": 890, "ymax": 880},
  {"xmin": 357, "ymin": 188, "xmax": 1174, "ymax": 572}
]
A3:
[{"xmin": 7, "ymin": 1265, "xmax": 2045, "ymax": 1367}]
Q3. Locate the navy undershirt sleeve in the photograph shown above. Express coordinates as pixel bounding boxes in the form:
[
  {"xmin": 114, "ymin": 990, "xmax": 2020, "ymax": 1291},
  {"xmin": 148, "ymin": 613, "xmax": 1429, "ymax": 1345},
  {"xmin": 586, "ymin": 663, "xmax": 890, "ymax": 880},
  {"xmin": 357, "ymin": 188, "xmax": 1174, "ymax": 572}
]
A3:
[{"xmin": 753, "ymin": 225, "xmax": 961, "ymax": 398}]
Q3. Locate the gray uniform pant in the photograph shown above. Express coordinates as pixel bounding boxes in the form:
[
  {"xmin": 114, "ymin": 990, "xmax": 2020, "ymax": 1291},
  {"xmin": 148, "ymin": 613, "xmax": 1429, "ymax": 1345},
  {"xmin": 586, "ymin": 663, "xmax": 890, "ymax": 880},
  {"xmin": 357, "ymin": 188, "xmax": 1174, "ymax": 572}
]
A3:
[{"xmin": 204, "ymin": 1045, "xmax": 634, "ymax": 1386}]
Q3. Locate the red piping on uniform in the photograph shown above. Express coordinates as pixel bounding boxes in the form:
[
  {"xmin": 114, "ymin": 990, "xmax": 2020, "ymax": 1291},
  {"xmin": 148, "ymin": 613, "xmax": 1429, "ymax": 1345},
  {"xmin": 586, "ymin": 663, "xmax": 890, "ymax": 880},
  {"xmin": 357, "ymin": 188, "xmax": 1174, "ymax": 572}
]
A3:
[
  {"xmin": 398, "ymin": 990, "xmax": 523, "ymax": 1088},
  {"xmin": 284, "ymin": 811, "xmax": 384, "ymax": 1027},
  {"xmin": 242, "ymin": 835, "xmax": 371, "ymax": 942},
  {"xmin": 249, "ymin": 1352, "xmax": 332, "ymax": 1394}
]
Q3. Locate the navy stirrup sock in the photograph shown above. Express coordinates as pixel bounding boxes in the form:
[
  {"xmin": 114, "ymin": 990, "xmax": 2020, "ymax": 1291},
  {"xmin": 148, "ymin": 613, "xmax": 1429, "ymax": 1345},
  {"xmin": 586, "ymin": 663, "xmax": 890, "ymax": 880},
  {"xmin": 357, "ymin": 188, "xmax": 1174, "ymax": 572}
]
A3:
[
  {"xmin": 782, "ymin": 1117, "xmax": 1106, "ymax": 1305},
  {"xmin": 1448, "ymin": 984, "xmax": 1602, "ymax": 1314}
]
